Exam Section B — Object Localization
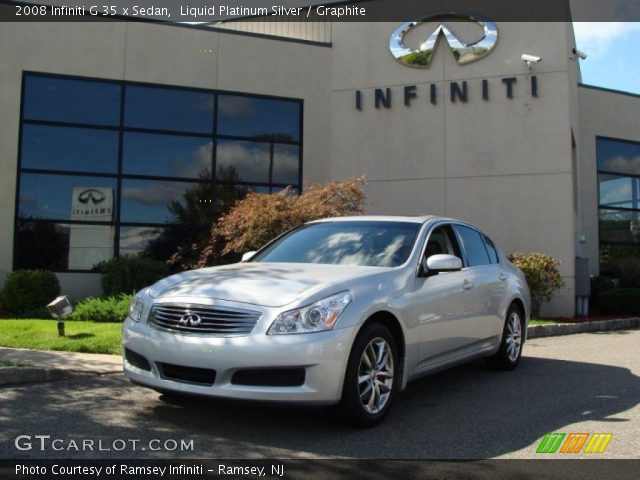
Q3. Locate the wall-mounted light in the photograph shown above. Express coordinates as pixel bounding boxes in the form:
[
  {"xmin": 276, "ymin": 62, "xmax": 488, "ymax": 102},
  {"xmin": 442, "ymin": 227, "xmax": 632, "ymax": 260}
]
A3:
[{"xmin": 47, "ymin": 295, "xmax": 73, "ymax": 337}]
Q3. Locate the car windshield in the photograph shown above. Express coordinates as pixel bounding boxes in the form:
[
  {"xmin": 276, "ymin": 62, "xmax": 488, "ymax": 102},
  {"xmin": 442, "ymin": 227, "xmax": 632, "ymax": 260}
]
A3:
[{"xmin": 251, "ymin": 221, "xmax": 421, "ymax": 267}]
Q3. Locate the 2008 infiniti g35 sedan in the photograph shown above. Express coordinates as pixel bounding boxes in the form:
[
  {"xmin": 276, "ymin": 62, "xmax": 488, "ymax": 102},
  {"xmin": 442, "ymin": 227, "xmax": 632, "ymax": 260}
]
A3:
[{"xmin": 122, "ymin": 216, "xmax": 530, "ymax": 426}]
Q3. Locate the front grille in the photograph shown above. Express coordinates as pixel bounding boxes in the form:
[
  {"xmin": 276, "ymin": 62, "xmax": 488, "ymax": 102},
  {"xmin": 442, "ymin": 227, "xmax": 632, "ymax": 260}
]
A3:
[
  {"xmin": 124, "ymin": 348, "xmax": 151, "ymax": 371},
  {"xmin": 148, "ymin": 303, "xmax": 260, "ymax": 336},
  {"xmin": 157, "ymin": 362, "xmax": 216, "ymax": 386},
  {"xmin": 231, "ymin": 368, "xmax": 306, "ymax": 387}
]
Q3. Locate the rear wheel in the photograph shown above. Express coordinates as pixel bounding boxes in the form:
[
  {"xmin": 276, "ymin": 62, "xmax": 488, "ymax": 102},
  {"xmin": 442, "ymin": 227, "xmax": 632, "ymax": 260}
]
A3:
[
  {"xmin": 487, "ymin": 304, "xmax": 524, "ymax": 370},
  {"xmin": 338, "ymin": 323, "xmax": 399, "ymax": 427}
]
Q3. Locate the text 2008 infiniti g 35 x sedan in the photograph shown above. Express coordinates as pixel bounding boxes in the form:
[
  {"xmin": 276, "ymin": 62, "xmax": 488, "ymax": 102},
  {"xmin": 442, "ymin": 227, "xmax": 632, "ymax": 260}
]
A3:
[{"xmin": 122, "ymin": 215, "xmax": 530, "ymax": 426}]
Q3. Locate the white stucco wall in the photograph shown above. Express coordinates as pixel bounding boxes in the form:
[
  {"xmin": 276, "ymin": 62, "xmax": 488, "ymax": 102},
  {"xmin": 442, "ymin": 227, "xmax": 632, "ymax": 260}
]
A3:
[{"xmin": 330, "ymin": 21, "xmax": 578, "ymax": 316}]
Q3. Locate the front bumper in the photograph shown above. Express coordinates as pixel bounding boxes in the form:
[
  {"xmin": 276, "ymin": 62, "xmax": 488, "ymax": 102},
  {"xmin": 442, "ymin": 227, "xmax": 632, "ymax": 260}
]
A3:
[{"xmin": 122, "ymin": 316, "xmax": 357, "ymax": 405}]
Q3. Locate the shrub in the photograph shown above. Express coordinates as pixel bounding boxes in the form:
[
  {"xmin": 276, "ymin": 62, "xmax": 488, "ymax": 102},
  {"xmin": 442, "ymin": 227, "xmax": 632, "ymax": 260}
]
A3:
[
  {"xmin": 96, "ymin": 256, "xmax": 170, "ymax": 296},
  {"xmin": 69, "ymin": 294, "xmax": 133, "ymax": 323},
  {"xmin": 618, "ymin": 260, "xmax": 640, "ymax": 288},
  {"xmin": 170, "ymin": 176, "xmax": 367, "ymax": 270},
  {"xmin": 590, "ymin": 276, "xmax": 617, "ymax": 310},
  {"xmin": 596, "ymin": 288, "xmax": 640, "ymax": 315},
  {"xmin": 0, "ymin": 270, "xmax": 60, "ymax": 317},
  {"xmin": 509, "ymin": 252, "xmax": 565, "ymax": 318}
]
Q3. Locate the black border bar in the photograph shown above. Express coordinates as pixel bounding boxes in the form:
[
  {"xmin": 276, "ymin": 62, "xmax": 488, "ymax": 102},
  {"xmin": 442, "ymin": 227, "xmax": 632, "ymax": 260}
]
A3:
[
  {"xmin": 2, "ymin": 0, "xmax": 640, "ymax": 23},
  {"xmin": 3, "ymin": 459, "xmax": 640, "ymax": 480}
]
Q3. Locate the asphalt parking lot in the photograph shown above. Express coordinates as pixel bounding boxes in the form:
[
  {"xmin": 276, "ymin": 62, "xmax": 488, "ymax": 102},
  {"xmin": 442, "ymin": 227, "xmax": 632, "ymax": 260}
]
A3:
[{"xmin": 1, "ymin": 330, "xmax": 639, "ymax": 459}]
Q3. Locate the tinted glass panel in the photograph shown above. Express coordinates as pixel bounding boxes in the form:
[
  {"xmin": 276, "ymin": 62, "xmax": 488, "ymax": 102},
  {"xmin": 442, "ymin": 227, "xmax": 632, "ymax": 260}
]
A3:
[
  {"xmin": 597, "ymin": 138, "xmax": 640, "ymax": 175},
  {"xmin": 21, "ymin": 124, "xmax": 119, "ymax": 173},
  {"xmin": 19, "ymin": 174, "xmax": 117, "ymax": 221},
  {"xmin": 123, "ymin": 132, "xmax": 213, "ymax": 179},
  {"xmin": 119, "ymin": 226, "xmax": 165, "ymax": 257},
  {"xmin": 272, "ymin": 144, "xmax": 300, "ymax": 185},
  {"xmin": 16, "ymin": 74, "xmax": 303, "ymax": 271},
  {"xmin": 218, "ymin": 95, "xmax": 300, "ymax": 141},
  {"xmin": 246, "ymin": 185, "xmax": 271, "ymax": 194},
  {"xmin": 456, "ymin": 225, "xmax": 491, "ymax": 267},
  {"xmin": 15, "ymin": 221, "xmax": 114, "ymax": 270},
  {"xmin": 120, "ymin": 179, "xmax": 208, "ymax": 224},
  {"xmin": 23, "ymin": 75, "xmax": 120, "ymax": 126},
  {"xmin": 599, "ymin": 209, "xmax": 640, "ymax": 244},
  {"xmin": 216, "ymin": 140, "xmax": 270, "ymax": 183},
  {"xmin": 125, "ymin": 85, "xmax": 214, "ymax": 134},
  {"xmin": 253, "ymin": 221, "xmax": 420, "ymax": 267},
  {"xmin": 598, "ymin": 173, "xmax": 640, "ymax": 209},
  {"xmin": 483, "ymin": 235, "xmax": 499, "ymax": 264}
]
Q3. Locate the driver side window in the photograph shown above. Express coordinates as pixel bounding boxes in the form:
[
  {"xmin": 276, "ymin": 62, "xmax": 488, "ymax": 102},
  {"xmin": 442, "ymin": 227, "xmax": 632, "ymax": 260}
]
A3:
[{"xmin": 424, "ymin": 225, "xmax": 463, "ymax": 260}]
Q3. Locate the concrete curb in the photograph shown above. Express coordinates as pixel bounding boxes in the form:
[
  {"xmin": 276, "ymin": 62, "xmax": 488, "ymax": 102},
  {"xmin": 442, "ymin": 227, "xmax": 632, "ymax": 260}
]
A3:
[
  {"xmin": 0, "ymin": 367, "xmax": 98, "ymax": 386},
  {"xmin": 527, "ymin": 317, "xmax": 640, "ymax": 339}
]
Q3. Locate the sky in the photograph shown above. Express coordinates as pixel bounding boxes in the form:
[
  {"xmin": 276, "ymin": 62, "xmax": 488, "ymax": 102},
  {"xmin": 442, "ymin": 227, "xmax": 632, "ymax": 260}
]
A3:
[{"xmin": 573, "ymin": 22, "xmax": 640, "ymax": 94}]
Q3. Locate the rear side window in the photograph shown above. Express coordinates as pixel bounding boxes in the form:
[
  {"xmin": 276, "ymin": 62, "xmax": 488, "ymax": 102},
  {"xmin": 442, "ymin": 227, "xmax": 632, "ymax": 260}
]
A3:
[
  {"xmin": 455, "ymin": 225, "xmax": 491, "ymax": 267},
  {"xmin": 483, "ymin": 235, "xmax": 500, "ymax": 264}
]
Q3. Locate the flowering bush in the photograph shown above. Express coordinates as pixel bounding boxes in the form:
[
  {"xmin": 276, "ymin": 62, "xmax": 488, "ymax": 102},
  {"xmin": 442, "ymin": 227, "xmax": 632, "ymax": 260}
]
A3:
[{"xmin": 509, "ymin": 252, "xmax": 565, "ymax": 318}]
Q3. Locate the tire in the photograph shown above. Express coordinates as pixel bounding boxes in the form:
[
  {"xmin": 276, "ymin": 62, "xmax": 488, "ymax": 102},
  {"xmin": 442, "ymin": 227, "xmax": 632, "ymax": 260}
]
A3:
[
  {"xmin": 338, "ymin": 323, "xmax": 399, "ymax": 427},
  {"xmin": 487, "ymin": 303, "xmax": 525, "ymax": 370}
]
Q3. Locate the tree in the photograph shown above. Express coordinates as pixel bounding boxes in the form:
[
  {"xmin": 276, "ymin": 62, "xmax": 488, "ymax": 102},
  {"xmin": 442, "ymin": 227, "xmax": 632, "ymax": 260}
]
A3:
[
  {"xmin": 172, "ymin": 176, "xmax": 366, "ymax": 270},
  {"xmin": 144, "ymin": 167, "xmax": 246, "ymax": 268}
]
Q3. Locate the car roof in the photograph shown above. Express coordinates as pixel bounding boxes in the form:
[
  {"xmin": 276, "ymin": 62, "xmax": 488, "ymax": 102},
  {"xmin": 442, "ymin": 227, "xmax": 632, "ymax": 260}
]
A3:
[{"xmin": 309, "ymin": 215, "xmax": 439, "ymax": 224}]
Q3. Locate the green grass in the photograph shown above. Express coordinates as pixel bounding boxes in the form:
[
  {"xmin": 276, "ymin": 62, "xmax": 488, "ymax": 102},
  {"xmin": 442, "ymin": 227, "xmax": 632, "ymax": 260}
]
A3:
[{"xmin": 0, "ymin": 319, "xmax": 122, "ymax": 355}]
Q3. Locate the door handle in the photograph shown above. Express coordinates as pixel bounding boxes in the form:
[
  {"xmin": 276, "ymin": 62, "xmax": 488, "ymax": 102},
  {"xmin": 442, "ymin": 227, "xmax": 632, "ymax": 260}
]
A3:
[
  {"xmin": 462, "ymin": 279, "xmax": 474, "ymax": 290},
  {"xmin": 499, "ymin": 274, "xmax": 508, "ymax": 281}
]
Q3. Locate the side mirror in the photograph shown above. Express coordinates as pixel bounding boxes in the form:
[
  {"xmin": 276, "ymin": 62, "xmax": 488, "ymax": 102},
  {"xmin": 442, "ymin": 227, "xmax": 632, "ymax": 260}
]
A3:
[
  {"xmin": 242, "ymin": 251, "xmax": 257, "ymax": 262},
  {"xmin": 422, "ymin": 254, "xmax": 463, "ymax": 276}
]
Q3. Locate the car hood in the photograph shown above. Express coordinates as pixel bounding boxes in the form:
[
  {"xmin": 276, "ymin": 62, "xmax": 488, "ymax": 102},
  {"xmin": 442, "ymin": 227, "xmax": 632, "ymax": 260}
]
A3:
[{"xmin": 149, "ymin": 262, "xmax": 388, "ymax": 307}]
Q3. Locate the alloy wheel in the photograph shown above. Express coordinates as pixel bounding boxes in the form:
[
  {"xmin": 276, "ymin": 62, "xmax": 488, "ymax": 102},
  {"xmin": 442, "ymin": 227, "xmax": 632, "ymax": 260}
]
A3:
[
  {"xmin": 357, "ymin": 337, "xmax": 394, "ymax": 414},
  {"xmin": 505, "ymin": 312, "xmax": 522, "ymax": 362}
]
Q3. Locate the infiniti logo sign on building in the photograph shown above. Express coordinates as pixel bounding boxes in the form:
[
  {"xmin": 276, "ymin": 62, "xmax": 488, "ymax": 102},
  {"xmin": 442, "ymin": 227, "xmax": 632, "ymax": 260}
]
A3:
[
  {"xmin": 355, "ymin": 13, "xmax": 537, "ymax": 110},
  {"xmin": 78, "ymin": 188, "xmax": 106, "ymax": 205},
  {"xmin": 389, "ymin": 13, "xmax": 499, "ymax": 68}
]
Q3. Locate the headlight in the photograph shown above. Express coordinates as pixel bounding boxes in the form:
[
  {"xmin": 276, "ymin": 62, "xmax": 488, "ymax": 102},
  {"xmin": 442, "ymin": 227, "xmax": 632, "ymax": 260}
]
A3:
[
  {"xmin": 268, "ymin": 291, "xmax": 353, "ymax": 335},
  {"xmin": 129, "ymin": 293, "xmax": 146, "ymax": 322}
]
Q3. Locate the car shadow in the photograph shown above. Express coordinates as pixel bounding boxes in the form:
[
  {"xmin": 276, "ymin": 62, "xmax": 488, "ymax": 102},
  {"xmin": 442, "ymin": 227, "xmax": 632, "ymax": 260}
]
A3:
[
  {"xmin": 1, "ymin": 353, "xmax": 637, "ymax": 460},
  {"xmin": 146, "ymin": 354, "xmax": 639, "ymax": 459}
]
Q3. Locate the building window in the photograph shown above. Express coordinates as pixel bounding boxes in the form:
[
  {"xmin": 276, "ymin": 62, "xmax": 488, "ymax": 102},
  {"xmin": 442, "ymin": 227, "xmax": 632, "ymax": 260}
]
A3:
[
  {"xmin": 596, "ymin": 136, "xmax": 640, "ymax": 273},
  {"xmin": 15, "ymin": 73, "xmax": 303, "ymax": 272}
]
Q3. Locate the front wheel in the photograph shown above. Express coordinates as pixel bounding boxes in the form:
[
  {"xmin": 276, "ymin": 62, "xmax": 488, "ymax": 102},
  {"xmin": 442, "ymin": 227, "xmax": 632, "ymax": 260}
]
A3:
[
  {"xmin": 487, "ymin": 304, "xmax": 525, "ymax": 370},
  {"xmin": 338, "ymin": 323, "xmax": 399, "ymax": 427}
]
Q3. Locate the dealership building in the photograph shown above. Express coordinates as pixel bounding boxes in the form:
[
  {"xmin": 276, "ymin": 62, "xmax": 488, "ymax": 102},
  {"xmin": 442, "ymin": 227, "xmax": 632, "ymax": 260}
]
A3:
[{"xmin": 1, "ymin": 4, "xmax": 639, "ymax": 317}]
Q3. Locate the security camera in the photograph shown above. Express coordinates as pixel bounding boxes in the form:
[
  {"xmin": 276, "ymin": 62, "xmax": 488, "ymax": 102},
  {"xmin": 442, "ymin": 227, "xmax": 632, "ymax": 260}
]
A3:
[
  {"xmin": 521, "ymin": 54, "xmax": 542, "ymax": 63},
  {"xmin": 571, "ymin": 47, "xmax": 587, "ymax": 60},
  {"xmin": 521, "ymin": 53, "xmax": 542, "ymax": 70}
]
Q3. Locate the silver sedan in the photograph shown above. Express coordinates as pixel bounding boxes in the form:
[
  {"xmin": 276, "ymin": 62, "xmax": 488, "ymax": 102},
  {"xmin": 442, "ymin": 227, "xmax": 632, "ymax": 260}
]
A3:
[{"xmin": 122, "ymin": 216, "xmax": 530, "ymax": 426}]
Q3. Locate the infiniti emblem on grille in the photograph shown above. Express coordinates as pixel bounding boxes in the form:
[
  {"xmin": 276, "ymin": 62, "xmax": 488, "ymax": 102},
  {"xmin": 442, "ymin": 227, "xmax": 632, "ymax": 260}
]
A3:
[{"xmin": 179, "ymin": 313, "xmax": 202, "ymax": 326}]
